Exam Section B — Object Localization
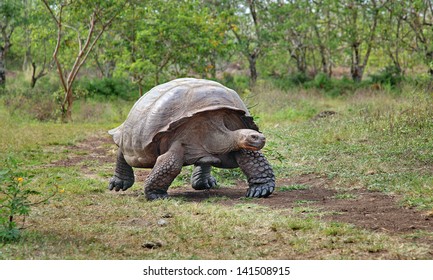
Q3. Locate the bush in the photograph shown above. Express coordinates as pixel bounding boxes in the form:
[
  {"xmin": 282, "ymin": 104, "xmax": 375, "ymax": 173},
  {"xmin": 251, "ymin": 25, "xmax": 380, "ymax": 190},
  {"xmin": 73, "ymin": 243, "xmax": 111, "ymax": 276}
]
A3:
[
  {"xmin": 220, "ymin": 73, "xmax": 250, "ymax": 94},
  {"xmin": 289, "ymin": 72, "xmax": 312, "ymax": 85},
  {"xmin": 301, "ymin": 73, "xmax": 360, "ymax": 96},
  {"xmin": 77, "ymin": 77, "xmax": 138, "ymax": 100},
  {"xmin": 368, "ymin": 65, "xmax": 403, "ymax": 88},
  {"xmin": 261, "ymin": 72, "xmax": 312, "ymax": 91},
  {"xmin": 309, "ymin": 72, "xmax": 333, "ymax": 91}
]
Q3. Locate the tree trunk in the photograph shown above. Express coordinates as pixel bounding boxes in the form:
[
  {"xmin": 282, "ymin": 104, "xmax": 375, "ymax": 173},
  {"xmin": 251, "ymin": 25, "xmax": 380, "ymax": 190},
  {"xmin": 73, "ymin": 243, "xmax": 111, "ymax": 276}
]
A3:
[
  {"xmin": 248, "ymin": 55, "xmax": 258, "ymax": 84},
  {"xmin": 61, "ymin": 87, "xmax": 74, "ymax": 122},
  {"xmin": 209, "ymin": 53, "xmax": 216, "ymax": 79},
  {"xmin": 30, "ymin": 62, "xmax": 48, "ymax": 88},
  {"xmin": 0, "ymin": 47, "xmax": 5, "ymax": 88},
  {"xmin": 351, "ymin": 65, "xmax": 364, "ymax": 82},
  {"xmin": 138, "ymin": 84, "xmax": 143, "ymax": 97},
  {"xmin": 351, "ymin": 42, "xmax": 364, "ymax": 82}
]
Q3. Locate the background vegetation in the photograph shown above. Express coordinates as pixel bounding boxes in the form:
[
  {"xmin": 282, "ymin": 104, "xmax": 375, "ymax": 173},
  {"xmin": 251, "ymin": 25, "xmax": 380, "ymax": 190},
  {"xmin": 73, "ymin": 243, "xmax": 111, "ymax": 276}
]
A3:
[
  {"xmin": 1, "ymin": 0, "xmax": 433, "ymax": 260},
  {"xmin": 3, "ymin": 0, "xmax": 433, "ymax": 116}
]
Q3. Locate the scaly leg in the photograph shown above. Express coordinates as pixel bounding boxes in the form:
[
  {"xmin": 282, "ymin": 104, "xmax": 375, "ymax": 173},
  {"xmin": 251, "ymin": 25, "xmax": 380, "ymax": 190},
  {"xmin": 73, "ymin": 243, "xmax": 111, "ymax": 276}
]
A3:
[
  {"xmin": 108, "ymin": 149, "xmax": 135, "ymax": 191},
  {"xmin": 236, "ymin": 149, "xmax": 275, "ymax": 198},
  {"xmin": 144, "ymin": 143, "xmax": 184, "ymax": 200},
  {"xmin": 191, "ymin": 165, "xmax": 217, "ymax": 190}
]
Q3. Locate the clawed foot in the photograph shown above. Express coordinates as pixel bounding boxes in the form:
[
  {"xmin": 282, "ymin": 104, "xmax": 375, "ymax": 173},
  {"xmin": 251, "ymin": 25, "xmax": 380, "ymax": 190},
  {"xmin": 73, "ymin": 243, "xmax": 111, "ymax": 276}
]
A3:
[
  {"xmin": 192, "ymin": 175, "xmax": 217, "ymax": 190},
  {"xmin": 246, "ymin": 182, "xmax": 275, "ymax": 198},
  {"xmin": 108, "ymin": 175, "xmax": 134, "ymax": 191},
  {"xmin": 145, "ymin": 191, "xmax": 169, "ymax": 201}
]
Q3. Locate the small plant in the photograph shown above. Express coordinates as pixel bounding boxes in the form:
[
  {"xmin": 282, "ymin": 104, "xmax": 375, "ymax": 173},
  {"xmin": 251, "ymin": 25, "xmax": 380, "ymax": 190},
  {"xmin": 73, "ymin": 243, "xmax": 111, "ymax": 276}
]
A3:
[
  {"xmin": 279, "ymin": 184, "xmax": 310, "ymax": 192},
  {"xmin": 0, "ymin": 157, "xmax": 58, "ymax": 242}
]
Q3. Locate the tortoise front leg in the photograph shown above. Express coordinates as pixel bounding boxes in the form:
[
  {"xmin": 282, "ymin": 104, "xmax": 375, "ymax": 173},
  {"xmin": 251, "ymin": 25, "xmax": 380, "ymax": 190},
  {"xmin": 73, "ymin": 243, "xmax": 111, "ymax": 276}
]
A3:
[
  {"xmin": 236, "ymin": 149, "xmax": 275, "ymax": 198},
  {"xmin": 109, "ymin": 149, "xmax": 135, "ymax": 191},
  {"xmin": 191, "ymin": 165, "xmax": 217, "ymax": 190},
  {"xmin": 144, "ymin": 143, "xmax": 184, "ymax": 200}
]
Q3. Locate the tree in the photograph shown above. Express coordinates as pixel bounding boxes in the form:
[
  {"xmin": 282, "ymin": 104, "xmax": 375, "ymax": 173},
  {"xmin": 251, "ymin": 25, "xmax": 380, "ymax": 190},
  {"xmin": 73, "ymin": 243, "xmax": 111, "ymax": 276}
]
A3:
[
  {"xmin": 269, "ymin": 0, "xmax": 315, "ymax": 75},
  {"xmin": 42, "ymin": 0, "xmax": 125, "ymax": 121},
  {"xmin": 224, "ymin": 0, "xmax": 271, "ymax": 84},
  {"xmin": 309, "ymin": 0, "xmax": 341, "ymax": 77},
  {"xmin": 338, "ymin": 0, "xmax": 383, "ymax": 82},
  {"xmin": 0, "ymin": 0, "xmax": 23, "ymax": 88},
  {"xmin": 378, "ymin": 0, "xmax": 412, "ymax": 74},
  {"xmin": 115, "ymin": 0, "xmax": 232, "ymax": 95},
  {"xmin": 397, "ymin": 0, "xmax": 433, "ymax": 75}
]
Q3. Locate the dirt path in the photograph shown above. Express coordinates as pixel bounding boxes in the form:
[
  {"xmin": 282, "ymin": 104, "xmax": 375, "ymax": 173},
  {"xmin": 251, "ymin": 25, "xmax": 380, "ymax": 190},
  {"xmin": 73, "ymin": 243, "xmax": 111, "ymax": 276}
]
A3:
[{"xmin": 53, "ymin": 133, "xmax": 433, "ymax": 244}]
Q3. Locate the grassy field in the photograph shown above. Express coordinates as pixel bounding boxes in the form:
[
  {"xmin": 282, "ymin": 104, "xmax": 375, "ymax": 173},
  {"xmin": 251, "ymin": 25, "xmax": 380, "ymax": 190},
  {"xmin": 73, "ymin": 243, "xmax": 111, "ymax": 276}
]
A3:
[{"xmin": 1, "ymin": 82, "xmax": 433, "ymax": 259}]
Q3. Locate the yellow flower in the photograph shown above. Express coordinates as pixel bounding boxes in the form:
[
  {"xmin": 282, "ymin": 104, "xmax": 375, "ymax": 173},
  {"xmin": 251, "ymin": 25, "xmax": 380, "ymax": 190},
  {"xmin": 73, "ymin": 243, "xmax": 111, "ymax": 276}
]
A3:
[
  {"xmin": 59, "ymin": 188, "xmax": 65, "ymax": 194},
  {"xmin": 16, "ymin": 177, "xmax": 24, "ymax": 183}
]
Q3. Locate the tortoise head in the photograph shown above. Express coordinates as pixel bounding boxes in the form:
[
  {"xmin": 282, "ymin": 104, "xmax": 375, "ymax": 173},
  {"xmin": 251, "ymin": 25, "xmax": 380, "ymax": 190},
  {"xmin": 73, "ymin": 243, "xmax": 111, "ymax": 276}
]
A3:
[{"xmin": 236, "ymin": 129, "xmax": 266, "ymax": 151}]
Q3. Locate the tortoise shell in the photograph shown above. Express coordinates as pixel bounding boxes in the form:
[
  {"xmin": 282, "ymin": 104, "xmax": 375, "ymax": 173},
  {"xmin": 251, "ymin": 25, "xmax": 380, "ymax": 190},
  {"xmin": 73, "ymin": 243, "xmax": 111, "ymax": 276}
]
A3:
[{"xmin": 109, "ymin": 78, "xmax": 258, "ymax": 151}]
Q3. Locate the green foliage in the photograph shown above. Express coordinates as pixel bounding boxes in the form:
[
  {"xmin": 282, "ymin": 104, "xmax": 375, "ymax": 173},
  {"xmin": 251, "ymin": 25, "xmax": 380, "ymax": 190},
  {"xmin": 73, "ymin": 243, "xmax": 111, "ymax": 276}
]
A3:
[
  {"xmin": 0, "ymin": 156, "xmax": 57, "ymax": 242},
  {"xmin": 77, "ymin": 78, "xmax": 138, "ymax": 100},
  {"xmin": 308, "ymin": 73, "xmax": 333, "ymax": 90},
  {"xmin": 219, "ymin": 74, "xmax": 250, "ymax": 94},
  {"xmin": 114, "ymin": 0, "xmax": 233, "ymax": 88},
  {"xmin": 288, "ymin": 72, "xmax": 312, "ymax": 86},
  {"xmin": 368, "ymin": 66, "xmax": 404, "ymax": 88}
]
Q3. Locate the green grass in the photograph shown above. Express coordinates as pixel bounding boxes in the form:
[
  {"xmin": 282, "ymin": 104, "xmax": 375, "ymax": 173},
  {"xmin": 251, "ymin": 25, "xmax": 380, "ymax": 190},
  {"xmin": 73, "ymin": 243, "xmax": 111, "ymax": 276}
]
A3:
[
  {"xmin": 1, "ymin": 196, "xmax": 429, "ymax": 260},
  {"xmin": 279, "ymin": 184, "xmax": 310, "ymax": 192},
  {"xmin": 1, "ymin": 81, "xmax": 433, "ymax": 259},
  {"xmin": 254, "ymin": 85, "xmax": 433, "ymax": 209}
]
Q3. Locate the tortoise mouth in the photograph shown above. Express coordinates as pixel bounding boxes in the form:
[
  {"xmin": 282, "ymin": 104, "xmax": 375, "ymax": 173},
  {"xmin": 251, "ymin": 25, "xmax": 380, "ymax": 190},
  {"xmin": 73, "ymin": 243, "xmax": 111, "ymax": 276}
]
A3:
[
  {"xmin": 240, "ymin": 135, "xmax": 266, "ymax": 151},
  {"xmin": 242, "ymin": 144, "xmax": 263, "ymax": 151}
]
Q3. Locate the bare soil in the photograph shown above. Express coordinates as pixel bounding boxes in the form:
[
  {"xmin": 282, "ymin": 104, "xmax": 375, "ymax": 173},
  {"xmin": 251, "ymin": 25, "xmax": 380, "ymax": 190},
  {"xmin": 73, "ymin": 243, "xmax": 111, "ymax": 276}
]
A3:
[{"xmin": 53, "ymin": 134, "xmax": 433, "ymax": 245}]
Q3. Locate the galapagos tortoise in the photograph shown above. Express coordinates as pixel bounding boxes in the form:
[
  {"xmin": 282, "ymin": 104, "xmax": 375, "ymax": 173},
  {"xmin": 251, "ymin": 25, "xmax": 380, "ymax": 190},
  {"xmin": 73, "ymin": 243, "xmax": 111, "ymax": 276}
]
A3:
[{"xmin": 108, "ymin": 78, "xmax": 275, "ymax": 200}]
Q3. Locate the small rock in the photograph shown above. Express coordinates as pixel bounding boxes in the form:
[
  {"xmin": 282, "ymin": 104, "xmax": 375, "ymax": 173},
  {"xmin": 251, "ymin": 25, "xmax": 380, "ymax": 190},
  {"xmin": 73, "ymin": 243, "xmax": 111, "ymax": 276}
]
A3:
[
  {"xmin": 157, "ymin": 219, "xmax": 168, "ymax": 226},
  {"xmin": 162, "ymin": 213, "xmax": 173, "ymax": 218},
  {"xmin": 311, "ymin": 110, "xmax": 337, "ymax": 121},
  {"xmin": 142, "ymin": 241, "xmax": 162, "ymax": 249}
]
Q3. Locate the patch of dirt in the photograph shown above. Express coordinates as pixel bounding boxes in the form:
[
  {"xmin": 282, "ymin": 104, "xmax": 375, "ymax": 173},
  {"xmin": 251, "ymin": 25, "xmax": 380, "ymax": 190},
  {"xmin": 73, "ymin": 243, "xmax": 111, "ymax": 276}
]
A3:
[
  {"xmin": 169, "ymin": 176, "xmax": 433, "ymax": 235},
  {"xmin": 45, "ymin": 134, "xmax": 116, "ymax": 175},
  {"xmin": 50, "ymin": 134, "xmax": 433, "ymax": 243}
]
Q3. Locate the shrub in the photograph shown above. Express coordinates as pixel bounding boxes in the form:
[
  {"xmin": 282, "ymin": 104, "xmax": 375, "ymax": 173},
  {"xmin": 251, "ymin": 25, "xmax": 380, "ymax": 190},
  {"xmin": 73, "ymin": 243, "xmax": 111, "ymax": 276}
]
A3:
[
  {"xmin": 309, "ymin": 72, "xmax": 333, "ymax": 91},
  {"xmin": 220, "ymin": 73, "xmax": 250, "ymax": 94},
  {"xmin": 0, "ymin": 157, "xmax": 58, "ymax": 242},
  {"xmin": 288, "ymin": 72, "xmax": 312, "ymax": 85},
  {"xmin": 78, "ymin": 77, "xmax": 138, "ymax": 100},
  {"xmin": 368, "ymin": 65, "xmax": 403, "ymax": 88}
]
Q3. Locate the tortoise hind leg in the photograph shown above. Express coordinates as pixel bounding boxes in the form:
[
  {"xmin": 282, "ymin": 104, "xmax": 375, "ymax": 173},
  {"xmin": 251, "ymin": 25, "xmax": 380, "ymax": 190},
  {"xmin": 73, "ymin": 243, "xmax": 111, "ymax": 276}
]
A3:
[
  {"xmin": 191, "ymin": 165, "xmax": 217, "ymax": 190},
  {"xmin": 235, "ymin": 149, "xmax": 275, "ymax": 198},
  {"xmin": 144, "ymin": 143, "xmax": 184, "ymax": 200},
  {"xmin": 109, "ymin": 149, "xmax": 135, "ymax": 191}
]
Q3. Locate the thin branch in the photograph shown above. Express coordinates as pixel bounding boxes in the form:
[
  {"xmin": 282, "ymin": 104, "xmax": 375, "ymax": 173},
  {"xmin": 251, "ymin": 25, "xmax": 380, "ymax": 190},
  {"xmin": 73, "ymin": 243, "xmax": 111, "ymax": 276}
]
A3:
[
  {"xmin": 362, "ymin": 0, "xmax": 379, "ymax": 68},
  {"xmin": 43, "ymin": 2, "xmax": 68, "ymax": 93},
  {"xmin": 41, "ymin": 0, "xmax": 60, "ymax": 25}
]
